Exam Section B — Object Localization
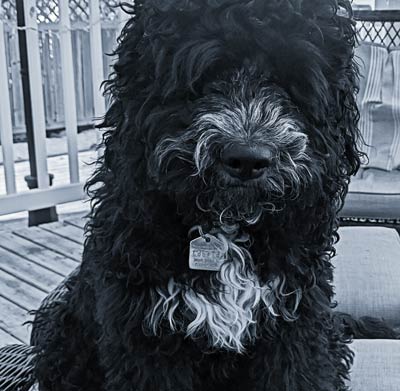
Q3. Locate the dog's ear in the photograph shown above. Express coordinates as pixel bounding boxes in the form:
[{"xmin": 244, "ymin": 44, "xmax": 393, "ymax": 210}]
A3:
[
  {"xmin": 304, "ymin": 1, "xmax": 364, "ymax": 206},
  {"xmin": 317, "ymin": 2, "xmax": 363, "ymax": 180},
  {"xmin": 329, "ymin": 3, "xmax": 364, "ymax": 179},
  {"xmin": 263, "ymin": 0, "xmax": 363, "ymax": 208},
  {"xmin": 284, "ymin": 0, "xmax": 363, "ymax": 179},
  {"xmin": 85, "ymin": 2, "xmax": 151, "ymax": 233}
]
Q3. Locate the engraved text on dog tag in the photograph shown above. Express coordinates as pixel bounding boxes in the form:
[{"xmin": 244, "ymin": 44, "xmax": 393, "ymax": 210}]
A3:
[{"xmin": 189, "ymin": 235, "xmax": 227, "ymax": 271}]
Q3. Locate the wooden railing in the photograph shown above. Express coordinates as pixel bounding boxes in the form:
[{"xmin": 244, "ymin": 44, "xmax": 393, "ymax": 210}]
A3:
[
  {"xmin": 2, "ymin": 0, "xmax": 123, "ymax": 136},
  {"xmin": 0, "ymin": 19, "xmax": 15, "ymax": 196},
  {"xmin": 0, "ymin": 7, "xmax": 398, "ymax": 218},
  {"xmin": 0, "ymin": 0, "xmax": 128, "ymax": 217}
]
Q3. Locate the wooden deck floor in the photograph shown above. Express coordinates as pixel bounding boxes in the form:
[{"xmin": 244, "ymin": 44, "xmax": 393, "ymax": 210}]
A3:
[{"xmin": 0, "ymin": 214, "xmax": 85, "ymax": 345}]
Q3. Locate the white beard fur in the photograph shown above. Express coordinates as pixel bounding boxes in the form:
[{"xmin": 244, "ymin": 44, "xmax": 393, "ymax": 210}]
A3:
[{"xmin": 144, "ymin": 226, "xmax": 302, "ymax": 353}]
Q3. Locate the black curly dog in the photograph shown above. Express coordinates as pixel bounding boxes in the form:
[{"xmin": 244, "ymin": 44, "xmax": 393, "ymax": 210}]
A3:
[{"xmin": 32, "ymin": 1, "xmax": 387, "ymax": 390}]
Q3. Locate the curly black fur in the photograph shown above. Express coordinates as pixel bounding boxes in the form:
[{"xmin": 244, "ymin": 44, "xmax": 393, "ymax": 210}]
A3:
[{"xmin": 33, "ymin": 1, "xmax": 365, "ymax": 390}]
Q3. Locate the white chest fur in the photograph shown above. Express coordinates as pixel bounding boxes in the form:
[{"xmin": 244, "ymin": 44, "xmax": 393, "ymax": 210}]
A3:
[{"xmin": 144, "ymin": 231, "xmax": 302, "ymax": 353}]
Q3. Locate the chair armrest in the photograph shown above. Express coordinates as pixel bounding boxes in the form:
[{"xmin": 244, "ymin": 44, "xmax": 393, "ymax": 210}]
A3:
[{"xmin": 340, "ymin": 192, "xmax": 400, "ymax": 220}]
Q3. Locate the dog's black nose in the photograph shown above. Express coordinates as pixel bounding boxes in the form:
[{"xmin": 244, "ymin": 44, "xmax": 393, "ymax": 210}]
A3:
[{"xmin": 221, "ymin": 144, "xmax": 273, "ymax": 181}]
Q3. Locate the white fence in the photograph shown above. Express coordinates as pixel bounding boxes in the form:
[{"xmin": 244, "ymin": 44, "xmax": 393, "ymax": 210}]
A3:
[
  {"xmin": 0, "ymin": 0, "xmax": 128, "ymax": 216},
  {"xmin": 2, "ymin": 0, "xmax": 124, "ymax": 135}
]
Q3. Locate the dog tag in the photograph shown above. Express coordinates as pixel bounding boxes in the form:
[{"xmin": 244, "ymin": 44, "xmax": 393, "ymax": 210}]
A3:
[{"xmin": 189, "ymin": 234, "xmax": 228, "ymax": 271}]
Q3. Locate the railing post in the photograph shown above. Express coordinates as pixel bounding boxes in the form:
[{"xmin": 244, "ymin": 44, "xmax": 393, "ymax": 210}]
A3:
[
  {"xmin": 0, "ymin": 20, "xmax": 17, "ymax": 195},
  {"xmin": 59, "ymin": 0, "xmax": 80, "ymax": 184},
  {"xmin": 89, "ymin": 0, "xmax": 106, "ymax": 158},
  {"xmin": 16, "ymin": 0, "xmax": 57, "ymax": 225},
  {"xmin": 89, "ymin": 0, "xmax": 106, "ymax": 119}
]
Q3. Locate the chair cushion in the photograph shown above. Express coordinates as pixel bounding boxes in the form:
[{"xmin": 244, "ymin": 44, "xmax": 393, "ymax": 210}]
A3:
[
  {"xmin": 356, "ymin": 43, "xmax": 400, "ymax": 171},
  {"xmin": 348, "ymin": 340, "xmax": 400, "ymax": 391},
  {"xmin": 349, "ymin": 168, "xmax": 400, "ymax": 194},
  {"xmin": 334, "ymin": 226, "xmax": 400, "ymax": 326},
  {"xmin": 341, "ymin": 168, "xmax": 400, "ymax": 219}
]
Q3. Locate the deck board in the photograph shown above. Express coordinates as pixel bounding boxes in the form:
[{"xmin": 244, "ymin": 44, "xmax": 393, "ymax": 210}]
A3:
[
  {"xmin": 0, "ymin": 271, "xmax": 45, "ymax": 311},
  {"xmin": 0, "ymin": 296, "xmax": 31, "ymax": 344},
  {"xmin": 0, "ymin": 231, "xmax": 77, "ymax": 276},
  {"xmin": 0, "ymin": 327, "xmax": 20, "ymax": 346},
  {"xmin": 0, "ymin": 247, "xmax": 62, "ymax": 293},
  {"xmin": 40, "ymin": 221, "xmax": 85, "ymax": 245},
  {"xmin": 0, "ymin": 213, "xmax": 86, "ymax": 345},
  {"xmin": 15, "ymin": 227, "xmax": 82, "ymax": 262},
  {"xmin": 64, "ymin": 216, "xmax": 86, "ymax": 229}
]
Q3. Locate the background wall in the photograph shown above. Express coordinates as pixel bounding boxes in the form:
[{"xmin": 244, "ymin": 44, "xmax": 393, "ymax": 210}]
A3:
[
  {"xmin": 375, "ymin": 0, "xmax": 400, "ymax": 8},
  {"xmin": 354, "ymin": 0, "xmax": 400, "ymax": 9}
]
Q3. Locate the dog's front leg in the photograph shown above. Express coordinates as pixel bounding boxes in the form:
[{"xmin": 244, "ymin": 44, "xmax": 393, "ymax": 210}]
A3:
[
  {"xmin": 98, "ymin": 335, "xmax": 195, "ymax": 391},
  {"xmin": 247, "ymin": 307, "xmax": 353, "ymax": 390},
  {"xmin": 95, "ymin": 285, "xmax": 196, "ymax": 391}
]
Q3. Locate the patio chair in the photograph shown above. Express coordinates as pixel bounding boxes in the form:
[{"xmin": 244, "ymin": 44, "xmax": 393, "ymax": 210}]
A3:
[{"xmin": 340, "ymin": 10, "xmax": 400, "ymax": 231}]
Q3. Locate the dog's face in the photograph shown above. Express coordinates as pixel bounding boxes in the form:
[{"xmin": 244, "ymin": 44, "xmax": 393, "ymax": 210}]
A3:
[
  {"xmin": 100, "ymin": 0, "xmax": 362, "ymax": 229},
  {"xmin": 151, "ymin": 68, "xmax": 313, "ymax": 223}
]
